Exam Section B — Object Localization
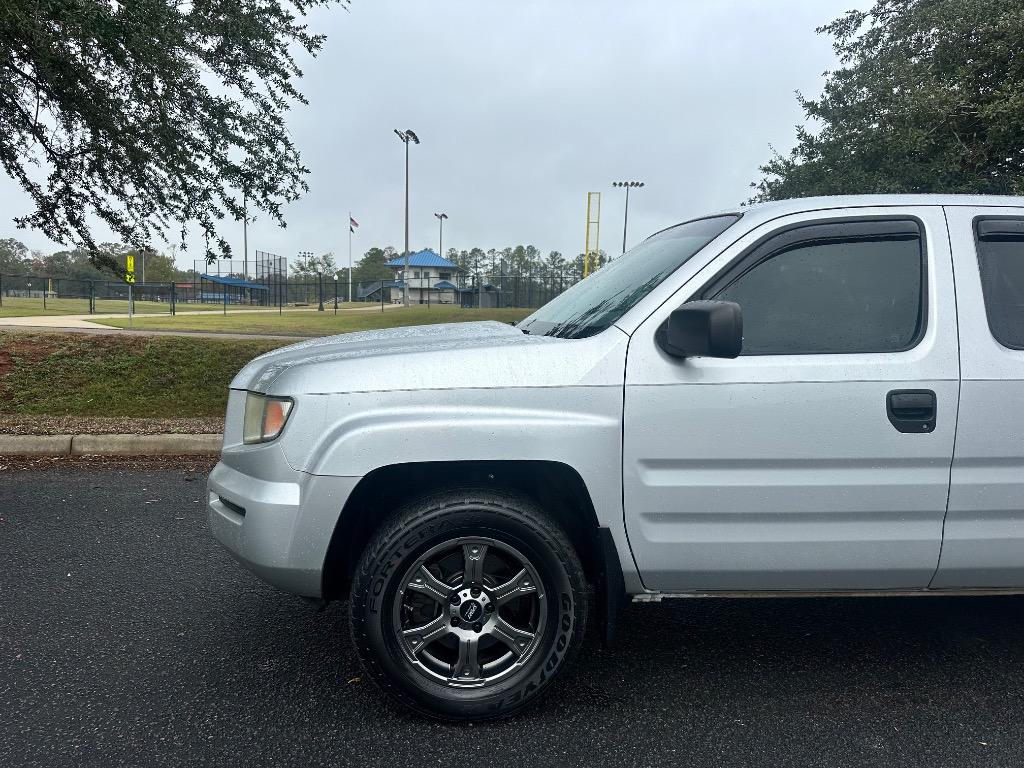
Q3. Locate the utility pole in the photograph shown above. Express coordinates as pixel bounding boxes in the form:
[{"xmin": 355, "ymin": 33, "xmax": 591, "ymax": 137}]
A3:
[
  {"xmin": 394, "ymin": 129, "xmax": 420, "ymax": 307},
  {"xmin": 612, "ymin": 181, "xmax": 645, "ymax": 255}
]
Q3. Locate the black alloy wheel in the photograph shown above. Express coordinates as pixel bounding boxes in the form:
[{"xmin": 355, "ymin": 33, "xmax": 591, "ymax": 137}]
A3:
[{"xmin": 350, "ymin": 489, "xmax": 589, "ymax": 721}]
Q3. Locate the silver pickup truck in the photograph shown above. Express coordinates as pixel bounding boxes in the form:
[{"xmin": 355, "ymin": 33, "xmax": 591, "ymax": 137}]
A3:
[{"xmin": 208, "ymin": 194, "xmax": 1024, "ymax": 720}]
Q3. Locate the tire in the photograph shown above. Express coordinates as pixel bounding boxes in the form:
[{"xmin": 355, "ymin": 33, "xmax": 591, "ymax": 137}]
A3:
[{"xmin": 349, "ymin": 488, "xmax": 589, "ymax": 721}]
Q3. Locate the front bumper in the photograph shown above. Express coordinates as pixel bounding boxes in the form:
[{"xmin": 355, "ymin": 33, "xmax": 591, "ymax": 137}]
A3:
[{"xmin": 207, "ymin": 460, "xmax": 360, "ymax": 597}]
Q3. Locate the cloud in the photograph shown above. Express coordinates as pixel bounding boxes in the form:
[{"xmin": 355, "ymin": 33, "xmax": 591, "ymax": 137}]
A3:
[{"xmin": 0, "ymin": 0, "xmax": 866, "ymax": 268}]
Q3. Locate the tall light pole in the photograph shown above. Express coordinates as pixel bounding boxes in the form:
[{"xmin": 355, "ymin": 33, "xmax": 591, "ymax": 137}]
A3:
[
  {"xmin": 348, "ymin": 212, "xmax": 357, "ymax": 304},
  {"xmin": 298, "ymin": 250, "xmax": 313, "ymax": 309},
  {"xmin": 434, "ymin": 212, "xmax": 448, "ymax": 260},
  {"xmin": 433, "ymin": 213, "xmax": 447, "ymax": 312},
  {"xmin": 612, "ymin": 181, "xmax": 644, "ymax": 255},
  {"xmin": 394, "ymin": 128, "xmax": 420, "ymax": 307}
]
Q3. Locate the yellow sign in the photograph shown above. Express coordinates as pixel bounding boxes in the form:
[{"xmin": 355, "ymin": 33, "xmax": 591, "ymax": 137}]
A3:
[{"xmin": 125, "ymin": 254, "xmax": 135, "ymax": 284}]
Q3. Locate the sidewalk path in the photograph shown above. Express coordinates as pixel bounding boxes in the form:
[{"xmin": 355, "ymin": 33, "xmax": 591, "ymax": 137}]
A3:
[
  {"xmin": 0, "ymin": 303, "xmax": 398, "ymax": 339},
  {"xmin": 0, "ymin": 303, "xmax": 394, "ymax": 327}
]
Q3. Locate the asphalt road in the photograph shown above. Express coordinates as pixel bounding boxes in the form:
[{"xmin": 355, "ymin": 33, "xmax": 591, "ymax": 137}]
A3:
[{"xmin": 3, "ymin": 465, "xmax": 1024, "ymax": 768}]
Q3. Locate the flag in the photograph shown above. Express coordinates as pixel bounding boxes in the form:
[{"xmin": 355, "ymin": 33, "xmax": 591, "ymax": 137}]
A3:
[{"xmin": 350, "ymin": 216, "xmax": 359, "ymax": 234}]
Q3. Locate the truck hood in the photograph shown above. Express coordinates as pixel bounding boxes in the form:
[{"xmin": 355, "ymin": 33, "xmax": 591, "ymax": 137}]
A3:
[{"xmin": 231, "ymin": 320, "xmax": 627, "ymax": 395}]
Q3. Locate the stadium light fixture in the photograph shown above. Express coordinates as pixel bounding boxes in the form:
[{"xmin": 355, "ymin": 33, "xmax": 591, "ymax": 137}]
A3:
[{"xmin": 612, "ymin": 181, "xmax": 645, "ymax": 254}]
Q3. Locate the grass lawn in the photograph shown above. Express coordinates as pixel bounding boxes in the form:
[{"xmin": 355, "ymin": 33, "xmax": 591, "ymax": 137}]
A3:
[
  {"xmin": 0, "ymin": 332, "xmax": 286, "ymax": 417},
  {"xmin": 95, "ymin": 305, "xmax": 532, "ymax": 336},
  {"xmin": 0, "ymin": 296, "xmax": 229, "ymax": 318},
  {"xmin": 0, "ymin": 308, "xmax": 534, "ymax": 417}
]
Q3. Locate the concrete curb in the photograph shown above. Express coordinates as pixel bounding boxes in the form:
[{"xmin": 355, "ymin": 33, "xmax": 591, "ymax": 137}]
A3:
[
  {"xmin": 0, "ymin": 435, "xmax": 73, "ymax": 455},
  {"xmin": 0, "ymin": 433, "xmax": 222, "ymax": 456}
]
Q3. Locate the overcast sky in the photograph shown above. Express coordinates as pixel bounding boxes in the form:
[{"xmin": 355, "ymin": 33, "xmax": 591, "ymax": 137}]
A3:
[{"xmin": 0, "ymin": 0, "xmax": 868, "ymax": 269}]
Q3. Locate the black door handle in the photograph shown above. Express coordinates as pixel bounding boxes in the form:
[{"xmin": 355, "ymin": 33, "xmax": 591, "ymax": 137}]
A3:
[{"xmin": 887, "ymin": 389, "xmax": 936, "ymax": 433}]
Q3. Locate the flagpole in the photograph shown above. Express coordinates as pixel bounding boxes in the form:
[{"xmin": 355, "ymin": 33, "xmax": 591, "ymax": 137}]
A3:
[{"xmin": 348, "ymin": 211, "xmax": 353, "ymax": 303}]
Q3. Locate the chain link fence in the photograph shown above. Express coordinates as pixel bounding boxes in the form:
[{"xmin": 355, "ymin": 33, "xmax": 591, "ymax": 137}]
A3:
[
  {"xmin": 0, "ymin": 269, "xmax": 582, "ymax": 315},
  {"xmin": 0, "ymin": 274, "xmax": 174, "ymax": 315},
  {"xmin": 345, "ymin": 271, "xmax": 580, "ymax": 309}
]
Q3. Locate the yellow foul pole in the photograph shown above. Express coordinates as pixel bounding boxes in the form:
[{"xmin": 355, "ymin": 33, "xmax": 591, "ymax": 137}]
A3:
[{"xmin": 583, "ymin": 192, "xmax": 601, "ymax": 277}]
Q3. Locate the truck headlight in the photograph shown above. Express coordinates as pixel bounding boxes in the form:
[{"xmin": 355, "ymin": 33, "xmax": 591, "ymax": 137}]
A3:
[{"xmin": 242, "ymin": 393, "xmax": 294, "ymax": 444}]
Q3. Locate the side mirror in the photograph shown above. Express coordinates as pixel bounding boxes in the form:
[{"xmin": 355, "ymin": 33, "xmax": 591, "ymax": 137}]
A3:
[{"xmin": 657, "ymin": 300, "xmax": 743, "ymax": 359}]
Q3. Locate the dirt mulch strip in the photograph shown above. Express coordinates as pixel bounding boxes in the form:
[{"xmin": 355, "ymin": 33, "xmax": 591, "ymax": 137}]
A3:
[
  {"xmin": 0, "ymin": 415, "xmax": 224, "ymax": 435},
  {"xmin": 0, "ymin": 454, "xmax": 218, "ymax": 472}
]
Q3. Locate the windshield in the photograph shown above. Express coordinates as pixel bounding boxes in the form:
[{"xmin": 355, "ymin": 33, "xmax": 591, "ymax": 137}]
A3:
[{"xmin": 518, "ymin": 214, "xmax": 741, "ymax": 338}]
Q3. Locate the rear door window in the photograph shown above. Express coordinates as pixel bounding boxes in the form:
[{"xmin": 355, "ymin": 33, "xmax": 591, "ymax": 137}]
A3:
[{"xmin": 975, "ymin": 218, "xmax": 1024, "ymax": 350}]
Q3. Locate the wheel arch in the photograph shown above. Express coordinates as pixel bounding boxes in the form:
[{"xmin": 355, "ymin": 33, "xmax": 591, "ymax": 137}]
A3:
[{"xmin": 321, "ymin": 459, "xmax": 624, "ymax": 641}]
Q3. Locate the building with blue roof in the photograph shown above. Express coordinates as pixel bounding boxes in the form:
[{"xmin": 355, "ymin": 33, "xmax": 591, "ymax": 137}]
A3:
[{"xmin": 384, "ymin": 250, "xmax": 462, "ymax": 305}]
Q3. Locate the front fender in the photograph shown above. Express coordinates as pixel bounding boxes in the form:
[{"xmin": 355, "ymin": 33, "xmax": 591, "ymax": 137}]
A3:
[{"xmin": 298, "ymin": 386, "xmax": 641, "ymax": 592}]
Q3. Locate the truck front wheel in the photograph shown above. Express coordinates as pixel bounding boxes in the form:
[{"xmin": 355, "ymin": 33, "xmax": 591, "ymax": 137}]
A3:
[{"xmin": 349, "ymin": 488, "xmax": 589, "ymax": 721}]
